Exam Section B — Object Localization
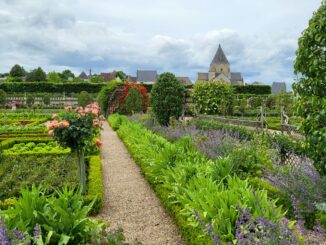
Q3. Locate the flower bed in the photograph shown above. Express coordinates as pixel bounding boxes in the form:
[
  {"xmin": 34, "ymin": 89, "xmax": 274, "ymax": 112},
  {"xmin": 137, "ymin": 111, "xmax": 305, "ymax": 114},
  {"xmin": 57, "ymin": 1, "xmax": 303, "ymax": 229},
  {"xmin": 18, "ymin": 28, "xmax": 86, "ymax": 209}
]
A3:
[{"xmin": 109, "ymin": 115, "xmax": 300, "ymax": 244}]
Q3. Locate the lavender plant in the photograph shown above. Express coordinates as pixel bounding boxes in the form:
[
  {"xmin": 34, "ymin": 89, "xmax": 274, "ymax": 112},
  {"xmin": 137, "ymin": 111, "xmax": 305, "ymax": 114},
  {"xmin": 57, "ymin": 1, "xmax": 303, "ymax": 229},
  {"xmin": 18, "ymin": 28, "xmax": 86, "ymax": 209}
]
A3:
[{"xmin": 235, "ymin": 207, "xmax": 298, "ymax": 245}]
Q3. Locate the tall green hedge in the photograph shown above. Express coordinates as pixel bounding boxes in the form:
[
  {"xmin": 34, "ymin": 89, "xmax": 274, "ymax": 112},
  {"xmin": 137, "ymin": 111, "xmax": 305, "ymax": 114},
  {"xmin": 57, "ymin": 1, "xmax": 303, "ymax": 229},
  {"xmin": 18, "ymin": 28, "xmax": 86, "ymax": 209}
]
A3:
[
  {"xmin": 0, "ymin": 82, "xmax": 105, "ymax": 94},
  {"xmin": 233, "ymin": 85, "xmax": 271, "ymax": 95},
  {"xmin": 192, "ymin": 81, "xmax": 234, "ymax": 115}
]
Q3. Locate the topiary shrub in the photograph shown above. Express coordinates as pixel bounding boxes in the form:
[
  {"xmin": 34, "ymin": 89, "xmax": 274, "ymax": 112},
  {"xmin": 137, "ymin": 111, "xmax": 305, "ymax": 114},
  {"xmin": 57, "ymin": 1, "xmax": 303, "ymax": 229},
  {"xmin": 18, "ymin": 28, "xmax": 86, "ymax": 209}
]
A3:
[
  {"xmin": 26, "ymin": 95, "xmax": 35, "ymax": 107},
  {"xmin": 121, "ymin": 87, "xmax": 143, "ymax": 115},
  {"xmin": 42, "ymin": 94, "xmax": 51, "ymax": 105},
  {"xmin": 151, "ymin": 72, "xmax": 185, "ymax": 126},
  {"xmin": 78, "ymin": 91, "xmax": 92, "ymax": 107},
  {"xmin": 293, "ymin": 0, "xmax": 326, "ymax": 175},
  {"xmin": 0, "ymin": 89, "xmax": 7, "ymax": 107},
  {"xmin": 192, "ymin": 81, "xmax": 234, "ymax": 115}
]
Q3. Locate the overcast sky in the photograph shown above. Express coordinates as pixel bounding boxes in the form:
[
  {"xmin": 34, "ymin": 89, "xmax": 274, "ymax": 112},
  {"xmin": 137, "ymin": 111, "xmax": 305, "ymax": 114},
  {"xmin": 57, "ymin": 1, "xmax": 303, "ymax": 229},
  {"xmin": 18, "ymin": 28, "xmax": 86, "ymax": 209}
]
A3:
[{"xmin": 0, "ymin": 0, "xmax": 322, "ymax": 86}]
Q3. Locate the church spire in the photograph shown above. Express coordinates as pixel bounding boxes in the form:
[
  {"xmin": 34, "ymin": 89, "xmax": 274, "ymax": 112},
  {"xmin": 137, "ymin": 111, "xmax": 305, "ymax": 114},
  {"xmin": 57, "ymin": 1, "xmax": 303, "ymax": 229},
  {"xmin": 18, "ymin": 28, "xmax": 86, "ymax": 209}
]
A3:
[{"xmin": 210, "ymin": 44, "xmax": 229, "ymax": 65}]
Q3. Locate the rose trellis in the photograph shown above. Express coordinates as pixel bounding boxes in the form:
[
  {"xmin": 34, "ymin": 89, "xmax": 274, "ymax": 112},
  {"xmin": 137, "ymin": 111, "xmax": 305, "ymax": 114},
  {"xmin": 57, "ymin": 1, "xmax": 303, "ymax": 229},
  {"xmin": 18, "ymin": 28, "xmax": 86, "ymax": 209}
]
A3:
[{"xmin": 48, "ymin": 103, "xmax": 103, "ymax": 193}]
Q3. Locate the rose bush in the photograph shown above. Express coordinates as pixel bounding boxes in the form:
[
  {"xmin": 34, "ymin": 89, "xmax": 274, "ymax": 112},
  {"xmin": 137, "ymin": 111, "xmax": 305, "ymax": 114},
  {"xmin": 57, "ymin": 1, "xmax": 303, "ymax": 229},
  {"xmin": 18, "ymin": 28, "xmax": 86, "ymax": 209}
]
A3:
[{"xmin": 48, "ymin": 103, "xmax": 103, "ymax": 193}]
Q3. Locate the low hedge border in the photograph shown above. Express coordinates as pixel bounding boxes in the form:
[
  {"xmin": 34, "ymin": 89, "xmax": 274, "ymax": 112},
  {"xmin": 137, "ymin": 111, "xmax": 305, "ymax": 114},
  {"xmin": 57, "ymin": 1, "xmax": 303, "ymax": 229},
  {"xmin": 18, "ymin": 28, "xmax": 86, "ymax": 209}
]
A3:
[
  {"xmin": 84, "ymin": 155, "xmax": 104, "ymax": 214},
  {"xmin": 111, "ymin": 117, "xmax": 213, "ymax": 245},
  {"xmin": 0, "ymin": 138, "xmax": 52, "ymax": 150}
]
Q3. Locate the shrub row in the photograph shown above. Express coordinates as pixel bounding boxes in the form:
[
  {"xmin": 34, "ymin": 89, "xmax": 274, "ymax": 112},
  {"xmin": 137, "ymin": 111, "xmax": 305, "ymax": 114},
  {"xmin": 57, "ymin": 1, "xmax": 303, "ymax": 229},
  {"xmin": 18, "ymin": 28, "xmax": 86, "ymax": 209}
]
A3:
[
  {"xmin": 0, "ymin": 82, "xmax": 105, "ymax": 94},
  {"xmin": 0, "ymin": 138, "xmax": 51, "ymax": 149},
  {"xmin": 233, "ymin": 85, "xmax": 271, "ymax": 94},
  {"xmin": 3, "ymin": 142, "xmax": 70, "ymax": 155},
  {"xmin": 109, "ymin": 115, "xmax": 291, "ymax": 244},
  {"xmin": 84, "ymin": 155, "xmax": 104, "ymax": 214}
]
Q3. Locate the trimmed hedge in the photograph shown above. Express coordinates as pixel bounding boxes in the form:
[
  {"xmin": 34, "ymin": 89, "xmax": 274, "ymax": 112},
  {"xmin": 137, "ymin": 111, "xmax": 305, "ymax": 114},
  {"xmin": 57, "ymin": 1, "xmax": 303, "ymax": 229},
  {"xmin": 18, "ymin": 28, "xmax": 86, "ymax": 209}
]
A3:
[
  {"xmin": 84, "ymin": 155, "xmax": 104, "ymax": 214},
  {"xmin": 0, "ymin": 82, "xmax": 105, "ymax": 94},
  {"xmin": 0, "ymin": 138, "xmax": 51, "ymax": 149},
  {"xmin": 233, "ymin": 85, "xmax": 271, "ymax": 95}
]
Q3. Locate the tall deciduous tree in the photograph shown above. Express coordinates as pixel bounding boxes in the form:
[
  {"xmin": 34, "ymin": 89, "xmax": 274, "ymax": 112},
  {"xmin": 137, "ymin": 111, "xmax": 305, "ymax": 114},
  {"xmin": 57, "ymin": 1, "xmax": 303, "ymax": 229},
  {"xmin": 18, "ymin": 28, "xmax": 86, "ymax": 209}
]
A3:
[
  {"xmin": 26, "ymin": 67, "xmax": 46, "ymax": 82},
  {"xmin": 48, "ymin": 71, "xmax": 62, "ymax": 83},
  {"xmin": 60, "ymin": 69, "xmax": 75, "ymax": 81},
  {"xmin": 293, "ymin": 0, "xmax": 326, "ymax": 175},
  {"xmin": 9, "ymin": 64, "xmax": 26, "ymax": 77},
  {"xmin": 151, "ymin": 72, "xmax": 185, "ymax": 126}
]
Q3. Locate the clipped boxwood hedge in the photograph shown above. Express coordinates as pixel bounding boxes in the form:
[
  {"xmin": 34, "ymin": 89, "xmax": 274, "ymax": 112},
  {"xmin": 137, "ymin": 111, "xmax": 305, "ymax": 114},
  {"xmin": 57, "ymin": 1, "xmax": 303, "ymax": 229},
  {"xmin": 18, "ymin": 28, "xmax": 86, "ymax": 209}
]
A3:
[
  {"xmin": 233, "ymin": 85, "xmax": 271, "ymax": 95},
  {"xmin": 84, "ymin": 155, "xmax": 104, "ymax": 214},
  {"xmin": 0, "ymin": 82, "xmax": 105, "ymax": 94}
]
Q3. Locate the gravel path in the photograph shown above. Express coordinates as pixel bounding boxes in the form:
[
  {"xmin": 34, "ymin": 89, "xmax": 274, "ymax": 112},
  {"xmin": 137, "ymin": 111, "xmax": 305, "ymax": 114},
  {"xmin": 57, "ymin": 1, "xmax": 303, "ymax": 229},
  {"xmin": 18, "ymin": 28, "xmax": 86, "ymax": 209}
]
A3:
[{"xmin": 98, "ymin": 121, "xmax": 184, "ymax": 245}]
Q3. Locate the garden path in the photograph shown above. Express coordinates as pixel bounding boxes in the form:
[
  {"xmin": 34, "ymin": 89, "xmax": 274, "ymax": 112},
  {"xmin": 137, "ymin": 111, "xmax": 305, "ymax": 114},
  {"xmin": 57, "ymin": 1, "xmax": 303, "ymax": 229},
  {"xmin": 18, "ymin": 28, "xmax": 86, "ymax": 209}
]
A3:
[{"xmin": 98, "ymin": 121, "xmax": 184, "ymax": 245}]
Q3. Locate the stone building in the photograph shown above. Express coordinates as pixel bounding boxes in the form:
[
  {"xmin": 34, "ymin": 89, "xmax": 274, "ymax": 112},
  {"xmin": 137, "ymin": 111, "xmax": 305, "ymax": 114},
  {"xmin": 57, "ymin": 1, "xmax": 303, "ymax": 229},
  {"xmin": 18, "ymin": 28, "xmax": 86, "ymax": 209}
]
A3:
[{"xmin": 197, "ymin": 44, "xmax": 244, "ymax": 85}]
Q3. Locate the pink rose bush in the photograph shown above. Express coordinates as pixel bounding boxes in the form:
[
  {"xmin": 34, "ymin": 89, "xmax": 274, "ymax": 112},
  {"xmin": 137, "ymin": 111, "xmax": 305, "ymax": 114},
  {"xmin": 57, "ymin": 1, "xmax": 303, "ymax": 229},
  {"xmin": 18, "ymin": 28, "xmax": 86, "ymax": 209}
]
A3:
[{"xmin": 47, "ymin": 102, "xmax": 103, "ymax": 193}]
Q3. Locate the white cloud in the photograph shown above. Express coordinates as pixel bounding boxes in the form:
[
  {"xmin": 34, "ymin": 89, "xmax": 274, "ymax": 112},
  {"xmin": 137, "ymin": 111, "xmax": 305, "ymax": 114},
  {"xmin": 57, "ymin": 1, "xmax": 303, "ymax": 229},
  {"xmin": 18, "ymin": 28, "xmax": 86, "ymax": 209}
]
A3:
[{"xmin": 0, "ymin": 0, "xmax": 322, "ymax": 85}]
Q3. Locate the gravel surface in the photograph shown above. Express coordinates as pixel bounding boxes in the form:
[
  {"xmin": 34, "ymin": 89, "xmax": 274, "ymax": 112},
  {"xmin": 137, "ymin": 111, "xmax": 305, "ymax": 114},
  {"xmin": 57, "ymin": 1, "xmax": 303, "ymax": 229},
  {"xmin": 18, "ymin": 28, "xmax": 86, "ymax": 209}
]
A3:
[{"xmin": 98, "ymin": 121, "xmax": 184, "ymax": 245}]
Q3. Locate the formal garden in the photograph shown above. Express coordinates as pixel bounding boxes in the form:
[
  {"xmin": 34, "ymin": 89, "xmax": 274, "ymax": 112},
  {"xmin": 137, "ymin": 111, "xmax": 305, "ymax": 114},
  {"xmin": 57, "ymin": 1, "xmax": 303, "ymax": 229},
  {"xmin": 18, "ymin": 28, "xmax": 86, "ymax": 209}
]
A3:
[{"xmin": 0, "ymin": 1, "xmax": 325, "ymax": 244}]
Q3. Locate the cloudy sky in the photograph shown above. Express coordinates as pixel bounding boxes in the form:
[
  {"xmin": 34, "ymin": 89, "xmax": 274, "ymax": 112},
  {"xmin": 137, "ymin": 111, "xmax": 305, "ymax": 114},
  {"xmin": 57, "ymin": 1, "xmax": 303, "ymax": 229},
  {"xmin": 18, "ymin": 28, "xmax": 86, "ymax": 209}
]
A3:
[{"xmin": 0, "ymin": 0, "xmax": 322, "ymax": 87}]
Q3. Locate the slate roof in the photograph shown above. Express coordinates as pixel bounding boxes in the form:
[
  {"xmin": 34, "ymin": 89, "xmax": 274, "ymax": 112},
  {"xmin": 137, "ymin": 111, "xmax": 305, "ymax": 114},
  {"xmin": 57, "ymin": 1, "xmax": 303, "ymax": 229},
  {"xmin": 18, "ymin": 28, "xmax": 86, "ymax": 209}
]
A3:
[
  {"xmin": 272, "ymin": 82, "xmax": 287, "ymax": 94},
  {"xmin": 136, "ymin": 70, "xmax": 158, "ymax": 83},
  {"xmin": 79, "ymin": 71, "xmax": 88, "ymax": 79},
  {"xmin": 210, "ymin": 44, "xmax": 229, "ymax": 66},
  {"xmin": 177, "ymin": 77, "xmax": 192, "ymax": 85}
]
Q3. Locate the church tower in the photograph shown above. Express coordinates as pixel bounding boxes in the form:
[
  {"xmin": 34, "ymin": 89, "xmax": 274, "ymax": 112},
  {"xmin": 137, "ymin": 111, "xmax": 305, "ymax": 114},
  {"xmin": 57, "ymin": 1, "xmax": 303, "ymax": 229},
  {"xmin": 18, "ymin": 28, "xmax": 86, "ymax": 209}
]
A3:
[{"xmin": 209, "ymin": 44, "xmax": 231, "ymax": 80}]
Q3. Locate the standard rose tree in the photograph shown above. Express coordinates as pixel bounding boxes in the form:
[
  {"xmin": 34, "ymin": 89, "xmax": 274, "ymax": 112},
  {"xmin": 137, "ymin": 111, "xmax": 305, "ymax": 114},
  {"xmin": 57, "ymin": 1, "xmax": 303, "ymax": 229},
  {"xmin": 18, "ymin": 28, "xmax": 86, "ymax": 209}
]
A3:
[{"xmin": 48, "ymin": 103, "xmax": 103, "ymax": 193}]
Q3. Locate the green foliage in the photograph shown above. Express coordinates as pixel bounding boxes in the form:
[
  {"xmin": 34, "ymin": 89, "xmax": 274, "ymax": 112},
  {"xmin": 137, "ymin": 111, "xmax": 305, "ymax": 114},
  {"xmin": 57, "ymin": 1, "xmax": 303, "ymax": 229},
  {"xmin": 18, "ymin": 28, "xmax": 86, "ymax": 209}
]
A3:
[
  {"xmin": 1, "ymin": 186, "xmax": 101, "ymax": 244},
  {"xmin": 3, "ymin": 142, "xmax": 70, "ymax": 154},
  {"xmin": 228, "ymin": 143, "xmax": 272, "ymax": 178},
  {"xmin": 78, "ymin": 91, "xmax": 92, "ymax": 107},
  {"xmin": 47, "ymin": 71, "xmax": 62, "ymax": 83},
  {"xmin": 0, "ymin": 124, "xmax": 46, "ymax": 134},
  {"xmin": 0, "ymin": 154, "xmax": 78, "ymax": 200},
  {"xmin": 123, "ymin": 87, "xmax": 143, "ymax": 115},
  {"xmin": 97, "ymin": 80, "xmax": 124, "ymax": 116},
  {"xmin": 90, "ymin": 75, "xmax": 104, "ymax": 83},
  {"xmin": 115, "ymin": 71, "xmax": 127, "ymax": 80},
  {"xmin": 151, "ymin": 72, "xmax": 185, "ymax": 125},
  {"xmin": 59, "ymin": 69, "xmax": 75, "ymax": 81},
  {"xmin": 110, "ymin": 115, "xmax": 288, "ymax": 243},
  {"xmin": 26, "ymin": 95, "xmax": 35, "ymax": 107},
  {"xmin": 0, "ymin": 89, "xmax": 7, "ymax": 107},
  {"xmin": 233, "ymin": 85, "xmax": 271, "ymax": 95},
  {"xmin": 108, "ymin": 114, "xmax": 128, "ymax": 131},
  {"xmin": 192, "ymin": 81, "xmax": 234, "ymax": 115},
  {"xmin": 9, "ymin": 64, "xmax": 26, "ymax": 78},
  {"xmin": 5, "ymin": 76, "xmax": 23, "ymax": 82},
  {"xmin": 249, "ymin": 178, "xmax": 293, "ymax": 218},
  {"xmin": 84, "ymin": 156, "xmax": 104, "ymax": 214},
  {"xmin": 293, "ymin": 0, "xmax": 326, "ymax": 175},
  {"xmin": 0, "ymin": 82, "xmax": 105, "ymax": 94},
  {"xmin": 42, "ymin": 94, "xmax": 51, "ymax": 105},
  {"xmin": 26, "ymin": 67, "xmax": 47, "ymax": 82}
]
